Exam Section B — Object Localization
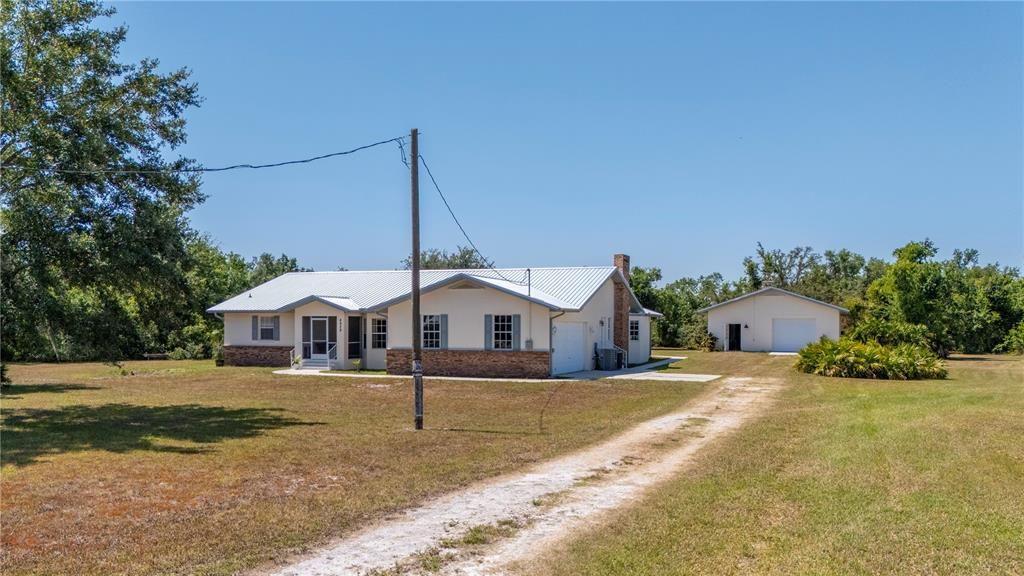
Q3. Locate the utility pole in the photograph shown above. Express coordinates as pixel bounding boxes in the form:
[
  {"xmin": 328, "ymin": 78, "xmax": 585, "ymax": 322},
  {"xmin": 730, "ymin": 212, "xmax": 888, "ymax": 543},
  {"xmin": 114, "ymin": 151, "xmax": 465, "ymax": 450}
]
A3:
[{"xmin": 410, "ymin": 128, "xmax": 424, "ymax": 430}]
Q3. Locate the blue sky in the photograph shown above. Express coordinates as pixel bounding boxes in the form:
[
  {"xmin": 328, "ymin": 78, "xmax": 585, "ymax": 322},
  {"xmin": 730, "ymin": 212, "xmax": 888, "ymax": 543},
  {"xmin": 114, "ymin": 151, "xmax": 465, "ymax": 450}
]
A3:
[{"xmin": 112, "ymin": 2, "xmax": 1022, "ymax": 281}]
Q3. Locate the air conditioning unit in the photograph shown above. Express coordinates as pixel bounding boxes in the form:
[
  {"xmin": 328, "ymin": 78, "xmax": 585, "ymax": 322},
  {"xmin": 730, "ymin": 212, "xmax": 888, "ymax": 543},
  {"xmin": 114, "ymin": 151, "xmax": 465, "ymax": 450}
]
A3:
[{"xmin": 598, "ymin": 348, "xmax": 621, "ymax": 370}]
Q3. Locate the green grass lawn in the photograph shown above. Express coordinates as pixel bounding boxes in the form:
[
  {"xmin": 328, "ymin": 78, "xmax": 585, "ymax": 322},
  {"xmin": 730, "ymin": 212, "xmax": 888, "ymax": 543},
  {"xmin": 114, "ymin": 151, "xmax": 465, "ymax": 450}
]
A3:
[
  {"xmin": 527, "ymin": 350, "xmax": 1024, "ymax": 575},
  {"xmin": 0, "ymin": 360, "xmax": 706, "ymax": 576}
]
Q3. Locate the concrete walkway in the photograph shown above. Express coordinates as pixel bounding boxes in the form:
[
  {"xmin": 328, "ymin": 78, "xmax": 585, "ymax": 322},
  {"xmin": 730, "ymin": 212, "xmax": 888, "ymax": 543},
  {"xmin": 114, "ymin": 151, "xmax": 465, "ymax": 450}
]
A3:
[
  {"xmin": 272, "ymin": 356, "xmax": 688, "ymax": 383},
  {"xmin": 271, "ymin": 368, "xmax": 567, "ymax": 383},
  {"xmin": 608, "ymin": 371, "xmax": 720, "ymax": 382},
  {"xmin": 559, "ymin": 356, "xmax": 684, "ymax": 380}
]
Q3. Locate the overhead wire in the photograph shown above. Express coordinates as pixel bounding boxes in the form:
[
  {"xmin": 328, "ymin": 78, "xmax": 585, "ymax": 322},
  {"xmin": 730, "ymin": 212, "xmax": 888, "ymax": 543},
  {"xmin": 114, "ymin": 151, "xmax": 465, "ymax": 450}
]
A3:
[
  {"xmin": 39, "ymin": 134, "xmax": 518, "ymax": 284},
  {"xmin": 417, "ymin": 153, "xmax": 524, "ymax": 286},
  {"xmin": 48, "ymin": 136, "xmax": 408, "ymax": 174}
]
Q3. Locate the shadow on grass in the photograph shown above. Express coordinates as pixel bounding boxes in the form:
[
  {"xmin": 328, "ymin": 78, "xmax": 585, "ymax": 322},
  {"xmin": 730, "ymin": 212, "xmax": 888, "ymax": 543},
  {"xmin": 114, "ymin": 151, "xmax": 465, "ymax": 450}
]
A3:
[
  {"xmin": 0, "ymin": 383, "xmax": 102, "ymax": 399},
  {"xmin": 434, "ymin": 427, "xmax": 547, "ymax": 436},
  {"xmin": 946, "ymin": 355, "xmax": 1012, "ymax": 362},
  {"xmin": 1, "ymin": 403, "xmax": 318, "ymax": 467}
]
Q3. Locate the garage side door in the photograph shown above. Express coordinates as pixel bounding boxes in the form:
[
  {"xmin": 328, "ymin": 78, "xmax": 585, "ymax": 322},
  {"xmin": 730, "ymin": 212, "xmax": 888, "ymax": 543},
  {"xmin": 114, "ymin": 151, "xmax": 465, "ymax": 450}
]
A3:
[
  {"xmin": 552, "ymin": 322, "xmax": 586, "ymax": 375},
  {"xmin": 771, "ymin": 318, "xmax": 817, "ymax": 352}
]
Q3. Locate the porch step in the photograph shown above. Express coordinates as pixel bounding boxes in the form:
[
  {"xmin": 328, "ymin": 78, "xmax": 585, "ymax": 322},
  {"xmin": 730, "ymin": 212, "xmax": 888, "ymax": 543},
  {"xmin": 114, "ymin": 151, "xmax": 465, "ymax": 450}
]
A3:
[{"xmin": 300, "ymin": 359, "xmax": 329, "ymax": 370}]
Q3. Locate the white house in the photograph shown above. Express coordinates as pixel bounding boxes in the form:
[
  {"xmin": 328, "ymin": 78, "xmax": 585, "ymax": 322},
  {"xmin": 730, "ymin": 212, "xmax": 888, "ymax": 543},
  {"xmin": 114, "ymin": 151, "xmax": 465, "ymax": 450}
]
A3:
[
  {"xmin": 697, "ymin": 287, "xmax": 847, "ymax": 352},
  {"xmin": 208, "ymin": 254, "xmax": 659, "ymax": 378}
]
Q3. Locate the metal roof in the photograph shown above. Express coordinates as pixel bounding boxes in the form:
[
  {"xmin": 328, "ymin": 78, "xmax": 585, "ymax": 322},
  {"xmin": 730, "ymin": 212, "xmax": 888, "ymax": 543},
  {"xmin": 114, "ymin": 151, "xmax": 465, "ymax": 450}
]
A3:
[
  {"xmin": 207, "ymin": 266, "xmax": 645, "ymax": 314},
  {"xmin": 632, "ymin": 307, "xmax": 664, "ymax": 318},
  {"xmin": 695, "ymin": 287, "xmax": 849, "ymax": 314},
  {"xmin": 275, "ymin": 295, "xmax": 361, "ymax": 312}
]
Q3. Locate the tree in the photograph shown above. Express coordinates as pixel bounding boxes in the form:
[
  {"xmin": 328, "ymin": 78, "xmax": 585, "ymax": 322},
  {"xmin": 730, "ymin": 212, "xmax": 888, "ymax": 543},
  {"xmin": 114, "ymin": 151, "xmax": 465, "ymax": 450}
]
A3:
[
  {"xmin": 742, "ymin": 243, "xmax": 818, "ymax": 289},
  {"xmin": 941, "ymin": 251, "xmax": 1020, "ymax": 354},
  {"xmin": 629, "ymin": 240, "xmax": 1018, "ymax": 355},
  {"xmin": 796, "ymin": 249, "xmax": 869, "ymax": 306},
  {"xmin": 629, "ymin": 266, "xmax": 662, "ymax": 311},
  {"xmin": 860, "ymin": 240, "xmax": 1024, "ymax": 356},
  {"xmin": 863, "ymin": 240, "xmax": 957, "ymax": 356},
  {"xmin": 166, "ymin": 239, "xmax": 310, "ymax": 360},
  {"xmin": 649, "ymin": 273, "xmax": 745, "ymax": 348},
  {"xmin": 402, "ymin": 246, "xmax": 493, "ymax": 270},
  {"xmin": 249, "ymin": 253, "xmax": 310, "ymax": 286},
  {"xmin": 1, "ymin": 0, "xmax": 201, "ymax": 360}
]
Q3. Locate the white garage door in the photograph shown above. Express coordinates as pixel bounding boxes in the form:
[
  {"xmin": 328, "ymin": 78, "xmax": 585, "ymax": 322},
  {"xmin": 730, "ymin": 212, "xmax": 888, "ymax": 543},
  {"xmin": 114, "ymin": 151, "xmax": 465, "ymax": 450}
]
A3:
[
  {"xmin": 552, "ymin": 321, "xmax": 586, "ymax": 375},
  {"xmin": 771, "ymin": 319, "xmax": 817, "ymax": 352}
]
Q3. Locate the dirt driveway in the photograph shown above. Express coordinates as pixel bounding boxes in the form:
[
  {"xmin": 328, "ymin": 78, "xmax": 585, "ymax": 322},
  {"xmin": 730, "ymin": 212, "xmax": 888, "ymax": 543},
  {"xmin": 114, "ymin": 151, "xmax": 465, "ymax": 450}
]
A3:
[{"xmin": 265, "ymin": 373, "xmax": 782, "ymax": 576}]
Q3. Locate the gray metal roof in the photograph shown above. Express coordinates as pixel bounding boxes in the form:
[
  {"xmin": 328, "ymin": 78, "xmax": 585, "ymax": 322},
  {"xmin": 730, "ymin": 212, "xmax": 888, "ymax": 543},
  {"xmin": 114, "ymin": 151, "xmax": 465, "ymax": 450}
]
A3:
[
  {"xmin": 208, "ymin": 267, "xmax": 644, "ymax": 314},
  {"xmin": 632, "ymin": 307, "xmax": 664, "ymax": 318},
  {"xmin": 695, "ymin": 287, "xmax": 849, "ymax": 314}
]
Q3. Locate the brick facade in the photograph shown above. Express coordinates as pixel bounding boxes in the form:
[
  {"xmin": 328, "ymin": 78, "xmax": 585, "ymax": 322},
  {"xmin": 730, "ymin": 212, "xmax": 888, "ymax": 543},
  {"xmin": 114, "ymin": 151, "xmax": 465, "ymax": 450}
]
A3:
[
  {"xmin": 223, "ymin": 345, "xmax": 293, "ymax": 367},
  {"xmin": 613, "ymin": 253, "xmax": 631, "ymax": 351},
  {"xmin": 386, "ymin": 349, "xmax": 552, "ymax": 379}
]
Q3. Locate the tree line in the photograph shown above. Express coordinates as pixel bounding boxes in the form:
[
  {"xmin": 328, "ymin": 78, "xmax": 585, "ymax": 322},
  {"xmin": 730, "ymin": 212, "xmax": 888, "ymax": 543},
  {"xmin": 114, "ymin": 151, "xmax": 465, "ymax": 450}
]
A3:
[
  {"xmin": 630, "ymin": 241, "xmax": 1024, "ymax": 356},
  {"xmin": 1, "ymin": 233, "xmax": 309, "ymax": 361},
  {"xmin": 2, "ymin": 2, "xmax": 1020, "ymax": 363},
  {"xmin": 0, "ymin": 0, "xmax": 315, "ymax": 362},
  {"xmin": 0, "ymin": 1, "xmax": 501, "ymax": 363}
]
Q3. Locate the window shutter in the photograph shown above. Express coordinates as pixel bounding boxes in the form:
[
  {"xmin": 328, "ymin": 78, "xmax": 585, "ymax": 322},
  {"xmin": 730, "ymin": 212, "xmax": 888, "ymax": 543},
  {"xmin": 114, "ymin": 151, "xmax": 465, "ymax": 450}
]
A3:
[
  {"xmin": 484, "ymin": 314, "xmax": 493, "ymax": 351},
  {"xmin": 328, "ymin": 316, "xmax": 337, "ymax": 344},
  {"xmin": 272, "ymin": 316, "xmax": 280, "ymax": 340},
  {"xmin": 440, "ymin": 314, "xmax": 449, "ymax": 349},
  {"xmin": 252, "ymin": 316, "xmax": 259, "ymax": 340},
  {"xmin": 512, "ymin": 314, "xmax": 521, "ymax": 351}
]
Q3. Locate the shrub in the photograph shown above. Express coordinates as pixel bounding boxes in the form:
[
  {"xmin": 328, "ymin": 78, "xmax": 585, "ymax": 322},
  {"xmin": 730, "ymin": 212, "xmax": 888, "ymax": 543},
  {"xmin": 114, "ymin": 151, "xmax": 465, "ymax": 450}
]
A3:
[
  {"xmin": 693, "ymin": 331, "xmax": 718, "ymax": 352},
  {"xmin": 995, "ymin": 321, "xmax": 1024, "ymax": 355},
  {"xmin": 166, "ymin": 319, "xmax": 218, "ymax": 360},
  {"xmin": 797, "ymin": 338, "xmax": 946, "ymax": 380},
  {"xmin": 168, "ymin": 343, "xmax": 207, "ymax": 360},
  {"xmin": 848, "ymin": 317, "xmax": 930, "ymax": 348},
  {"xmin": 1, "ymin": 362, "xmax": 9, "ymax": 385}
]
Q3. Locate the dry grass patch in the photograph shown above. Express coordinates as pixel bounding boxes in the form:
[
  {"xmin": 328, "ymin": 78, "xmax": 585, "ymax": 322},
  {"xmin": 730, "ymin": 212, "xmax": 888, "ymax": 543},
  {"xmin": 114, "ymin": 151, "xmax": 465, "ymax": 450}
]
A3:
[
  {"xmin": 0, "ymin": 360, "xmax": 705, "ymax": 576},
  {"xmin": 444, "ymin": 518, "xmax": 523, "ymax": 548},
  {"xmin": 527, "ymin": 352, "xmax": 1024, "ymax": 575}
]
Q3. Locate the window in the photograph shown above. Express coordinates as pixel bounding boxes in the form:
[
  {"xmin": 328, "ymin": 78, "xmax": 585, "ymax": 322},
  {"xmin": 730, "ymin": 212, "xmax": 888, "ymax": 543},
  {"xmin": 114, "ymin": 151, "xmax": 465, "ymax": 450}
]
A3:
[
  {"xmin": 302, "ymin": 316, "xmax": 311, "ymax": 358},
  {"xmin": 423, "ymin": 315, "xmax": 441, "ymax": 349},
  {"xmin": 629, "ymin": 319, "xmax": 640, "ymax": 341},
  {"xmin": 493, "ymin": 314, "xmax": 513, "ymax": 350},
  {"xmin": 253, "ymin": 315, "xmax": 279, "ymax": 341},
  {"xmin": 371, "ymin": 318, "xmax": 388, "ymax": 349},
  {"xmin": 260, "ymin": 316, "xmax": 276, "ymax": 340}
]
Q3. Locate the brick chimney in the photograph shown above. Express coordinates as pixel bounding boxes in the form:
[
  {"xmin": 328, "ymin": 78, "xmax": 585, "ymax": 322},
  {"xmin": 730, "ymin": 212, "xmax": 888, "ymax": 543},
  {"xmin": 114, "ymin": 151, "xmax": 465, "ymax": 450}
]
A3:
[
  {"xmin": 613, "ymin": 253, "xmax": 631, "ymax": 283},
  {"xmin": 613, "ymin": 254, "xmax": 631, "ymax": 351}
]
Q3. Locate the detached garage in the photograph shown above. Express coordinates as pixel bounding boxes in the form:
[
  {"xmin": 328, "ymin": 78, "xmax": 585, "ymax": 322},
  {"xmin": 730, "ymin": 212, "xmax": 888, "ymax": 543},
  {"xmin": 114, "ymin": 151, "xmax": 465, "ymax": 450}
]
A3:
[{"xmin": 697, "ymin": 287, "xmax": 848, "ymax": 352}]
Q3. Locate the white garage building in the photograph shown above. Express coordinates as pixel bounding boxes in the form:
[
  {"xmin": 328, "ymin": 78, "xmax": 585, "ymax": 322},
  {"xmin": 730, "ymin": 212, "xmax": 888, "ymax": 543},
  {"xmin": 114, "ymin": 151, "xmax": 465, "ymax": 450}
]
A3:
[{"xmin": 698, "ymin": 287, "xmax": 847, "ymax": 352}]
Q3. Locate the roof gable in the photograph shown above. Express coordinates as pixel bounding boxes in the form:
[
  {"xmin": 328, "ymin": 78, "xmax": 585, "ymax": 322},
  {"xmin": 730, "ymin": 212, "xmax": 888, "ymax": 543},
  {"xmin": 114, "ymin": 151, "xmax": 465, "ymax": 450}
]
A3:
[
  {"xmin": 696, "ymin": 287, "xmax": 849, "ymax": 314},
  {"xmin": 371, "ymin": 272, "xmax": 575, "ymax": 311}
]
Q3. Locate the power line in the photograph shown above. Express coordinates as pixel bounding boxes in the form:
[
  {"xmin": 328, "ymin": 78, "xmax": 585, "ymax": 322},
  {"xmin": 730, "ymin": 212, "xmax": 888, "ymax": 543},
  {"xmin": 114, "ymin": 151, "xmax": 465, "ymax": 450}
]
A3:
[
  {"xmin": 40, "ymin": 134, "xmax": 519, "ymax": 286},
  {"xmin": 417, "ymin": 153, "xmax": 523, "ymax": 286},
  {"xmin": 48, "ymin": 136, "xmax": 407, "ymax": 174},
  {"xmin": 396, "ymin": 137, "xmax": 410, "ymax": 169}
]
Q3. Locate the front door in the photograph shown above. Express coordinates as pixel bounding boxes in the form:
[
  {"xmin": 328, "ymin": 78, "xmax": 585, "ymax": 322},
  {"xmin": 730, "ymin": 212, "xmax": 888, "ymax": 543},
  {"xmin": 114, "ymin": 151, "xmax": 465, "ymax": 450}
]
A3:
[
  {"xmin": 311, "ymin": 317, "xmax": 329, "ymax": 360},
  {"xmin": 727, "ymin": 323, "xmax": 742, "ymax": 351},
  {"xmin": 348, "ymin": 316, "xmax": 362, "ymax": 359}
]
